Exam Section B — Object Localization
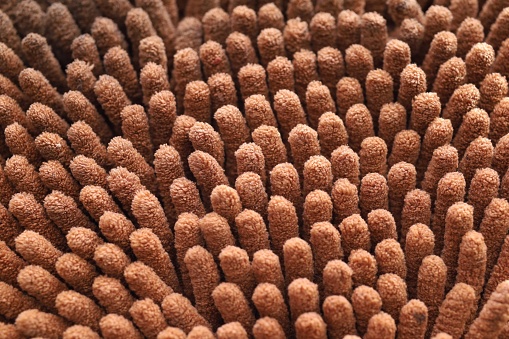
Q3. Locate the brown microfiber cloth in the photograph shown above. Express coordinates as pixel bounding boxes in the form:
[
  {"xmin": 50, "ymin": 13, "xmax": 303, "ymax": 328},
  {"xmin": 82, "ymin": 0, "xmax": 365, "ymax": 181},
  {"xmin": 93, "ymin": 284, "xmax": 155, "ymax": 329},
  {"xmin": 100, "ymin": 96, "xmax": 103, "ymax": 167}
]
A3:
[{"xmin": 1, "ymin": 0, "xmax": 509, "ymax": 338}]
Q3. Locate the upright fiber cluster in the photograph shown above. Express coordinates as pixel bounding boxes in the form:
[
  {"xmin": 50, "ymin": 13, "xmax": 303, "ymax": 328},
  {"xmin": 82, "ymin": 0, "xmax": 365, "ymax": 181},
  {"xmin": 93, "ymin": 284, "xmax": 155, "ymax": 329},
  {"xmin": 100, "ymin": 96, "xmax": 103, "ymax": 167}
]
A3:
[{"xmin": 0, "ymin": 0, "xmax": 509, "ymax": 338}]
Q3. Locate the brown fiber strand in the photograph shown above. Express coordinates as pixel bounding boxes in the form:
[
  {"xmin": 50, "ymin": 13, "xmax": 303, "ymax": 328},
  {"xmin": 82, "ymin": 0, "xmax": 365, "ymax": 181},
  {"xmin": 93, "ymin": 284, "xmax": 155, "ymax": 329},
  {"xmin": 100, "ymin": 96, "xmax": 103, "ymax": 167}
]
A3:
[
  {"xmin": 293, "ymin": 49, "xmax": 319, "ymax": 101},
  {"xmin": 202, "ymin": 8, "xmax": 230, "ymax": 45},
  {"xmin": 456, "ymin": 230, "xmax": 486, "ymax": 301},
  {"xmin": 479, "ymin": 72, "xmax": 508, "ymax": 113},
  {"xmin": 93, "ymin": 276, "xmax": 134, "ymax": 318},
  {"xmin": 107, "ymin": 137, "xmax": 156, "ymax": 192},
  {"xmin": 231, "ymin": 6, "xmax": 258, "ymax": 42},
  {"xmin": 0, "ymin": 240, "xmax": 25, "ymax": 287},
  {"xmin": 367, "ymin": 209, "xmax": 397, "ymax": 245},
  {"xmin": 317, "ymin": 47, "xmax": 344, "ymax": 99},
  {"xmin": 4, "ymin": 122, "xmax": 41, "ymax": 167},
  {"xmin": 345, "ymin": 104, "xmax": 374, "ymax": 152},
  {"xmin": 244, "ymin": 95, "xmax": 277, "ymax": 131},
  {"xmin": 216, "ymin": 322, "xmax": 248, "ymax": 339},
  {"xmin": 14, "ymin": 309, "xmax": 67, "ymax": 338},
  {"xmin": 317, "ymin": 113, "xmax": 348, "ymax": 159},
  {"xmin": 45, "ymin": 3, "xmax": 80, "ymax": 65},
  {"xmin": 323, "ymin": 295, "xmax": 357, "ymax": 338},
  {"xmin": 468, "ymin": 168, "xmax": 500, "ymax": 227},
  {"xmin": 253, "ymin": 317, "xmax": 285, "ymax": 339},
  {"xmin": 235, "ymin": 210, "xmax": 270, "ymax": 259},
  {"xmin": 267, "ymin": 195, "xmax": 299, "ymax": 258},
  {"xmin": 200, "ymin": 41, "xmax": 231, "ymax": 79},
  {"xmin": 132, "ymin": 189, "xmax": 174, "ymax": 252},
  {"xmin": 219, "ymin": 246, "xmax": 255, "ymax": 298},
  {"xmin": 55, "ymin": 253, "xmax": 98, "ymax": 297},
  {"xmin": 432, "ymin": 57, "xmax": 466, "ymax": 106},
  {"xmin": 283, "ymin": 19, "xmax": 311, "ymax": 56},
  {"xmin": 431, "ymin": 172, "xmax": 466, "ymax": 255},
  {"xmin": 459, "ymin": 137, "xmax": 494, "ymax": 188},
  {"xmin": 184, "ymin": 245, "xmax": 221, "ymax": 327},
  {"xmin": 0, "ymin": 95, "xmax": 31, "ymax": 134},
  {"xmin": 124, "ymin": 261, "xmax": 173, "ymax": 304},
  {"xmin": 130, "ymin": 298, "xmax": 168, "ymax": 338},
  {"xmin": 39, "ymin": 161, "xmax": 79, "ymax": 201},
  {"xmin": 65, "ymin": 59, "xmax": 97, "ymax": 104},
  {"xmin": 348, "ymin": 248, "xmax": 377, "ymax": 288},
  {"xmin": 0, "ymin": 201, "xmax": 20, "ymax": 247},
  {"xmin": 493, "ymin": 134, "xmax": 509, "ymax": 177},
  {"xmin": 94, "ymin": 75, "xmax": 131, "ymax": 131},
  {"xmin": 173, "ymin": 213, "xmax": 203, "ymax": 299},
  {"xmin": 236, "ymin": 172, "xmax": 268, "ymax": 217},
  {"xmin": 183, "ymin": 81, "xmax": 210, "ymax": 124},
  {"xmin": 332, "ymin": 178, "xmax": 360, "ymax": 224},
  {"xmin": 210, "ymin": 185, "xmax": 242, "ymax": 224},
  {"xmin": 288, "ymin": 278, "xmax": 319, "ymax": 323},
  {"xmin": 131, "ymin": 228, "xmax": 181, "ymax": 292},
  {"xmin": 19, "ymin": 69, "xmax": 64, "ymax": 116},
  {"xmin": 359, "ymin": 173, "xmax": 389, "ymax": 218},
  {"xmin": 360, "ymin": 12, "xmax": 387, "ymax": 67},
  {"xmin": 21, "ymin": 33, "xmax": 67, "ymax": 93},
  {"xmin": 63, "ymin": 325, "xmax": 100, "ymax": 339},
  {"xmin": 267, "ymin": 56, "xmax": 294, "ymax": 95},
  {"xmin": 252, "ymin": 283, "xmax": 291, "ymax": 336},
  {"xmin": 199, "ymin": 212, "xmax": 235, "ymax": 258},
  {"xmin": 162, "ymin": 294, "xmax": 211, "ymax": 335},
  {"xmin": 339, "ymin": 214, "xmax": 371, "ymax": 256},
  {"xmin": 35, "ymin": 134, "xmax": 74, "ymax": 167},
  {"xmin": 79, "ymin": 185, "xmax": 122, "ymax": 223},
  {"xmin": 66, "ymin": 227, "xmax": 103, "ymax": 261},
  {"xmin": 416, "ymin": 118, "xmax": 453, "ymax": 181},
  {"xmin": 0, "ymin": 42, "xmax": 24, "ymax": 85},
  {"xmin": 375, "ymin": 239, "xmax": 407, "ymax": 279},
  {"xmin": 107, "ymin": 167, "xmax": 145, "ymax": 215},
  {"xmin": 98, "ymin": 211, "xmax": 135, "ymax": 251},
  {"xmin": 121, "ymin": 105, "xmax": 154, "ymax": 163},
  {"xmin": 398, "ymin": 299, "xmax": 428, "ymax": 339},
  {"xmin": 310, "ymin": 222, "xmax": 343, "ymax": 275},
  {"xmin": 352, "ymin": 285, "xmax": 382, "ymax": 335},
  {"xmin": 252, "ymin": 125, "xmax": 287, "ymax": 171},
  {"xmin": 431, "ymin": 283, "xmax": 476, "ymax": 339},
  {"xmin": 493, "ymin": 38, "xmax": 509, "ymax": 78},
  {"xmin": 306, "ymin": 81, "xmax": 335, "ymax": 130},
  {"xmin": 405, "ymin": 224, "xmax": 435, "ymax": 297},
  {"xmin": 364, "ymin": 312, "xmax": 396, "ymax": 339},
  {"xmin": 213, "ymin": 282, "xmax": 255, "ymax": 332},
  {"xmin": 490, "ymin": 98, "xmax": 509, "ymax": 144},
  {"xmin": 187, "ymin": 325, "xmax": 215, "ymax": 339},
  {"xmin": 466, "ymin": 280, "xmax": 509, "ymax": 339},
  {"xmin": 258, "ymin": 3, "xmax": 284, "ymax": 31},
  {"xmin": 310, "ymin": 13, "xmax": 336, "ymax": 52},
  {"xmin": 235, "ymin": 143, "xmax": 266, "ymax": 183},
  {"xmin": 188, "ymin": 149, "xmax": 229, "ymax": 203},
  {"xmin": 140, "ymin": 63, "xmax": 170, "ymax": 106},
  {"xmin": 0, "ymin": 74, "xmax": 29, "ymax": 110},
  {"xmin": 441, "ymin": 202, "xmax": 474, "ymax": 289},
  {"xmin": 330, "ymin": 145, "xmax": 359, "ymax": 186},
  {"xmin": 303, "ymin": 191, "xmax": 333, "ymax": 240},
  {"xmin": 398, "ymin": 63, "xmax": 426, "ymax": 112},
  {"xmin": 284, "ymin": 237, "xmax": 314, "ymax": 284},
  {"xmin": 442, "ymin": 84, "xmax": 480, "ymax": 131},
  {"xmin": 170, "ymin": 177, "xmax": 205, "ymax": 217},
  {"xmin": 378, "ymin": 103, "xmax": 406, "ymax": 158},
  {"xmin": 175, "ymin": 17, "xmax": 202, "ymax": 52},
  {"xmin": 252, "ymin": 250, "xmax": 285, "ymax": 292},
  {"xmin": 93, "ymin": 243, "xmax": 130, "ymax": 279},
  {"xmin": 91, "ymin": 17, "xmax": 128, "ymax": 57},
  {"xmin": 479, "ymin": 198, "xmax": 509, "ymax": 277},
  {"xmin": 99, "ymin": 314, "xmax": 142, "ymax": 339},
  {"xmin": 294, "ymin": 312, "xmax": 327, "ymax": 339},
  {"xmin": 456, "ymin": 17, "xmax": 484, "ymax": 58},
  {"xmin": 345, "ymin": 44, "xmax": 374, "ymax": 86},
  {"xmin": 417, "ymin": 255, "xmax": 447, "ymax": 334},
  {"xmin": 226, "ymin": 32, "xmax": 258, "ymax": 75},
  {"xmin": 337, "ymin": 10, "xmax": 361, "ymax": 51},
  {"xmin": 69, "ymin": 155, "xmax": 108, "ymax": 188},
  {"xmin": 421, "ymin": 145, "xmax": 459, "ymax": 201},
  {"xmin": 10, "ymin": 193, "xmax": 65, "ymax": 251},
  {"xmin": 140, "ymin": 36, "xmax": 167, "ymax": 72},
  {"xmin": 55, "ymin": 290, "xmax": 104, "ymax": 330},
  {"xmin": 388, "ymin": 162, "xmax": 416, "ymax": 226},
  {"xmin": 0, "ymin": 282, "xmax": 41, "ymax": 320}
]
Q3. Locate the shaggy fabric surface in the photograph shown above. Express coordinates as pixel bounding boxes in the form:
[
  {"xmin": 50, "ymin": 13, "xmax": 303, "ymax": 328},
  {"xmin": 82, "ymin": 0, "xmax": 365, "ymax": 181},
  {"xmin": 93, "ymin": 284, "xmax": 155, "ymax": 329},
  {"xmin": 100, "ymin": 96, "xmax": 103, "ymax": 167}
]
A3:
[{"xmin": 0, "ymin": 0, "xmax": 509, "ymax": 338}]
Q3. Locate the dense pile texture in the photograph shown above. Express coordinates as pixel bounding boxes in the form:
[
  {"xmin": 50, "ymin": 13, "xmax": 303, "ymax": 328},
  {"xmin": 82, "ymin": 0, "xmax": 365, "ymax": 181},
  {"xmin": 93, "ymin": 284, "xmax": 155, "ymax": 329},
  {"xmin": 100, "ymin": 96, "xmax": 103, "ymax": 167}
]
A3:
[{"xmin": 1, "ymin": 0, "xmax": 509, "ymax": 338}]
